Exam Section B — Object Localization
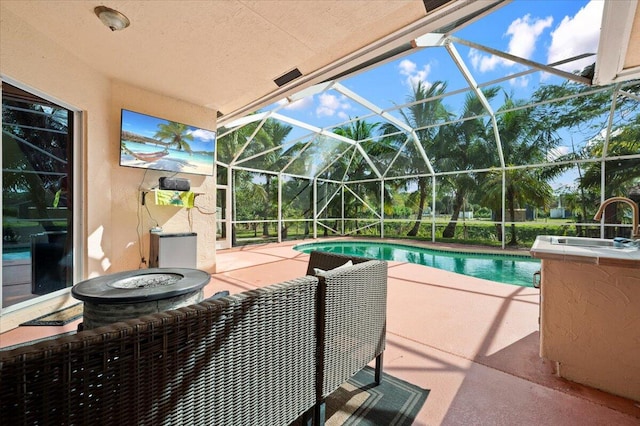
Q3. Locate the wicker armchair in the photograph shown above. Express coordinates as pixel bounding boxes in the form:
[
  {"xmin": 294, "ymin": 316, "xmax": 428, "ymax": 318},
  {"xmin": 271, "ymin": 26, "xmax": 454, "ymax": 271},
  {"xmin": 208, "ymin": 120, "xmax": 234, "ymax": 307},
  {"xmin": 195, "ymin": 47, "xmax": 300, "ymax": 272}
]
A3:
[
  {"xmin": 306, "ymin": 251, "xmax": 388, "ymax": 426},
  {"xmin": 305, "ymin": 250, "xmax": 371, "ymax": 275}
]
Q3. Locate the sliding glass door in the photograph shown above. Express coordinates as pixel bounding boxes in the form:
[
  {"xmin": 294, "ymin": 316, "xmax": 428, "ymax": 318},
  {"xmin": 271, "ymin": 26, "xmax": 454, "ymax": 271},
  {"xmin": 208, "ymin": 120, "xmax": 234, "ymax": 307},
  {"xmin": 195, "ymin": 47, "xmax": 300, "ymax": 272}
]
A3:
[{"xmin": 2, "ymin": 82, "xmax": 74, "ymax": 308}]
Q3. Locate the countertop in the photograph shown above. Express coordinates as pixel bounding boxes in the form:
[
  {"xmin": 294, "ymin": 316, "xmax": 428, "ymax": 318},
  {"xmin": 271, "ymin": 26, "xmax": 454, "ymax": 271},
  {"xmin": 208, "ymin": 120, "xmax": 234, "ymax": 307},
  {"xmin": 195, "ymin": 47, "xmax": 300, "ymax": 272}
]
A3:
[{"xmin": 530, "ymin": 235, "xmax": 640, "ymax": 268}]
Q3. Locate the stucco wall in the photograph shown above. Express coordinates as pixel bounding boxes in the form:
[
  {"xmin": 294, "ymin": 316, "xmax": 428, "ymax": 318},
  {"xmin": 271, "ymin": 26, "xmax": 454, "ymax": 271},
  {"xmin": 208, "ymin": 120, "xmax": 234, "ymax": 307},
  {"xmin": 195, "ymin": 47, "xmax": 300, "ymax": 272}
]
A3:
[
  {"xmin": 110, "ymin": 81, "xmax": 217, "ymax": 272},
  {"xmin": 539, "ymin": 259, "xmax": 640, "ymax": 401},
  {"xmin": 0, "ymin": 6, "xmax": 217, "ymax": 330}
]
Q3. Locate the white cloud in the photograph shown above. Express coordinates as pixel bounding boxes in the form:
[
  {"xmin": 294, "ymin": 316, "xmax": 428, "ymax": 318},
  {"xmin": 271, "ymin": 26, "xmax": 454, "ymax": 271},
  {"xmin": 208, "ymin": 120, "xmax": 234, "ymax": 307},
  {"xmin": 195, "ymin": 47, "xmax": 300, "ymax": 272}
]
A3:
[
  {"xmin": 398, "ymin": 59, "xmax": 416, "ymax": 75},
  {"xmin": 316, "ymin": 93, "xmax": 351, "ymax": 118},
  {"xmin": 398, "ymin": 59, "xmax": 432, "ymax": 89},
  {"xmin": 468, "ymin": 14, "xmax": 553, "ymax": 73},
  {"xmin": 283, "ymin": 95, "xmax": 314, "ymax": 111},
  {"xmin": 547, "ymin": 0, "xmax": 603, "ymax": 73},
  {"xmin": 507, "ymin": 14, "xmax": 553, "ymax": 60},
  {"xmin": 469, "ymin": 48, "xmax": 480, "ymax": 69},
  {"xmin": 189, "ymin": 128, "xmax": 216, "ymax": 142},
  {"xmin": 469, "ymin": 48, "xmax": 503, "ymax": 73}
]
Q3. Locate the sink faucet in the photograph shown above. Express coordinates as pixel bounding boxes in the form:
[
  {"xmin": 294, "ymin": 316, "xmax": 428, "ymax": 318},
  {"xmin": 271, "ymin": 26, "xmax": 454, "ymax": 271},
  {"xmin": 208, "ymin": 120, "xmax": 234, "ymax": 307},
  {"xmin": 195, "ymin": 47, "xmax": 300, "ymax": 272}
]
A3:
[{"xmin": 593, "ymin": 196, "xmax": 640, "ymax": 239}]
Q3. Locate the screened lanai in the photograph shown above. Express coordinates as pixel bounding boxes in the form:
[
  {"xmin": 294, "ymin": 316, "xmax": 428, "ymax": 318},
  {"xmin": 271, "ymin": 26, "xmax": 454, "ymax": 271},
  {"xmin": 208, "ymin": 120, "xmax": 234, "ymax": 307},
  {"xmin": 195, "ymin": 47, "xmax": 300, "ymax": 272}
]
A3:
[{"xmin": 216, "ymin": 0, "xmax": 640, "ymax": 249}]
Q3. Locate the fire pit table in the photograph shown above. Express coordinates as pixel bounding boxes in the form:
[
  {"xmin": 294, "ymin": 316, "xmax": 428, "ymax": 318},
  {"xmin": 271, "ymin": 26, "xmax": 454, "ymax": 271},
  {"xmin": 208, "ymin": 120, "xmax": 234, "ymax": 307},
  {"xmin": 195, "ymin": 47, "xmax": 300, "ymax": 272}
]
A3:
[{"xmin": 71, "ymin": 268, "xmax": 210, "ymax": 329}]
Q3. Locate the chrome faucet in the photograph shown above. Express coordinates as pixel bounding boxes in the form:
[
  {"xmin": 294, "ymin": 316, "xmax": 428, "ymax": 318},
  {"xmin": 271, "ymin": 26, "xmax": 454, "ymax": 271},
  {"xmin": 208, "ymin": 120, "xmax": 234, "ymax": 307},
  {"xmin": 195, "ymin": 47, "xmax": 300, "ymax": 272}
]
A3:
[{"xmin": 593, "ymin": 196, "xmax": 640, "ymax": 239}]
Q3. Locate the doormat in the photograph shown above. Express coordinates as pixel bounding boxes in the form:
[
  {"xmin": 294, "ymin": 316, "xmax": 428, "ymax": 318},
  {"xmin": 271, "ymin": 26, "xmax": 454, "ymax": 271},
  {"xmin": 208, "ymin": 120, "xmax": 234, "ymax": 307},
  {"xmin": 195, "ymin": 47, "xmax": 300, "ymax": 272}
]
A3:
[
  {"xmin": 21, "ymin": 303, "xmax": 83, "ymax": 326},
  {"xmin": 291, "ymin": 366, "xmax": 429, "ymax": 426}
]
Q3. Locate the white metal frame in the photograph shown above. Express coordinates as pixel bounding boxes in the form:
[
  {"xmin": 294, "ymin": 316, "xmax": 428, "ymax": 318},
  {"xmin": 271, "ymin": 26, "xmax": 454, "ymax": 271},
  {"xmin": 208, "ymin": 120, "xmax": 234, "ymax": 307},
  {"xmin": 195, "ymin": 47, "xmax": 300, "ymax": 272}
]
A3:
[{"xmin": 216, "ymin": 31, "xmax": 640, "ymax": 247}]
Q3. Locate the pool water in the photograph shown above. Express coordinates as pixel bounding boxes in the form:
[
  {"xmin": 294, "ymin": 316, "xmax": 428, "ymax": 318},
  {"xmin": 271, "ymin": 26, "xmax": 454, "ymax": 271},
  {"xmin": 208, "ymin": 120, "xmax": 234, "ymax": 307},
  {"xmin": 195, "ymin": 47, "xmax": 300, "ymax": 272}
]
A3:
[
  {"xmin": 2, "ymin": 250, "xmax": 31, "ymax": 262},
  {"xmin": 294, "ymin": 241, "xmax": 540, "ymax": 287}
]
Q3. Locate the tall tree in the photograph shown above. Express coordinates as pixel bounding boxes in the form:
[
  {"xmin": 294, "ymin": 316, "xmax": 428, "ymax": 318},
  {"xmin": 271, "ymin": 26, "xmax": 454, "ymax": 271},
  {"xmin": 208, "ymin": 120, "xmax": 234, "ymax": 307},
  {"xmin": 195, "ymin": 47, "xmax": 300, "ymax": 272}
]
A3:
[
  {"xmin": 483, "ymin": 92, "xmax": 559, "ymax": 245},
  {"xmin": 439, "ymin": 87, "xmax": 499, "ymax": 238},
  {"xmin": 255, "ymin": 119, "xmax": 293, "ymax": 236},
  {"xmin": 580, "ymin": 113, "xmax": 640, "ymax": 237},
  {"xmin": 481, "ymin": 168, "xmax": 553, "ymax": 245},
  {"xmin": 382, "ymin": 80, "xmax": 451, "ymax": 237},
  {"xmin": 333, "ymin": 119, "xmax": 383, "ymax": 232},
  {"xmin": 532, "ymin": 81, "xmax": 640, "ymax": 233},
  {"xmin": 216, "ymin": 120, "xmax": 263, "ymax": 245}
]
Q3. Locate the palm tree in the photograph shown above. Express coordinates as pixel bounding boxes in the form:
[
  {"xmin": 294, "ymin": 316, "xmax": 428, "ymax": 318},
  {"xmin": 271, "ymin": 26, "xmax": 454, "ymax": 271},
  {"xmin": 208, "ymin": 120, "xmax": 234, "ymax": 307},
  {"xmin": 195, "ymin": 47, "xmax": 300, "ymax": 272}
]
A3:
[
  {"xmin": 333, "ymin": 119, "xmax": 385, "ymax": 232},
  {"xmin": 255, "ymin": 119, "xmax": 293, "ymax": 236},
  {"xmin": 154, "ymin": 121, "xmax": 194, "ymax": 153},
  {"xmin": 279, "ymin": 176, "xmax": 313, "ymax": 237},
  {"xmin": 234, "ymin": 177, "xmax": 268, "ymax": 236},
  {"xmin": 579, "ymin": 117, "xmax": 640, "ymax": 237},
  {"xmin": 532, "ymin": 81, "xmax": 640, "ymax": 236},
  {"xmin": 217, "ymin": 120, "xmax": 263, "ymax": 245},
  {"xmin": 382, "ymin": 80, "xmax": 451, "ymax": 237},
  {"xmin": 439, "ymin": 87, "xmax": 499, "ymax": 238},
  {"xmin": 276, "ymin": 136, "xmax": 319, "ymax": 236},
  {"xmin": 481, "ymin": 92, "xmax": 559, "ymax": 245},
  {"xmin": 580, "ymin": 119, "xmax": 640, "ymax": 195},
  {"xmin": 481, "ymin": 168, "xmax": 552, "ymax": 245}
]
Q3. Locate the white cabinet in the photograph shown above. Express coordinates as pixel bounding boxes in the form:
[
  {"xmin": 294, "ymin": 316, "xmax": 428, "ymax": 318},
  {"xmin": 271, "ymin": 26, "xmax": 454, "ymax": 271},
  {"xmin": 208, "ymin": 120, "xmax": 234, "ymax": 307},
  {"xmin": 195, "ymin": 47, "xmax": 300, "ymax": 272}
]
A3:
[{"xmin": 149, "ymin": 232, "xmax": 197, "ymax": 268}]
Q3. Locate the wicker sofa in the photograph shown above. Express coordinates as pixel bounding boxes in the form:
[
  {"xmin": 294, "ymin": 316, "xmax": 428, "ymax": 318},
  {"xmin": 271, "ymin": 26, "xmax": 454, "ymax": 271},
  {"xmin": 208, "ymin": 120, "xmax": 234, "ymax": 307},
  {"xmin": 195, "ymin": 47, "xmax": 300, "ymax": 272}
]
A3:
[{"xmin": 0, "ymin": 251, "xmax": 387, "ymax": 426}]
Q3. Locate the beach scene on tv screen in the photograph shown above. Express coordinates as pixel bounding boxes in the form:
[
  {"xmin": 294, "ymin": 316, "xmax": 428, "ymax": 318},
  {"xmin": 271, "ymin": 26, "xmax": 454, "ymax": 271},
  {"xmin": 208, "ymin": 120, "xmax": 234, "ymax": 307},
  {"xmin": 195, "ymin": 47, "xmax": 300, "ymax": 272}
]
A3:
[{"xmin": 120, "ymin": 109, "xmax": 215, "ymax": 176}]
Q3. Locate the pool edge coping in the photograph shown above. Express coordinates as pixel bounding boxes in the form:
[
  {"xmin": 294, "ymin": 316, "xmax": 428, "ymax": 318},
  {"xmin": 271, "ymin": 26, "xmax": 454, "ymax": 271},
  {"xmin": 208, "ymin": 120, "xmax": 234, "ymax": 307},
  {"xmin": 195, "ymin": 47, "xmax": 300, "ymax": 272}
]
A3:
[{"xmin": 294, "ymin": 237, "xmax": 535, "ymax": 260}]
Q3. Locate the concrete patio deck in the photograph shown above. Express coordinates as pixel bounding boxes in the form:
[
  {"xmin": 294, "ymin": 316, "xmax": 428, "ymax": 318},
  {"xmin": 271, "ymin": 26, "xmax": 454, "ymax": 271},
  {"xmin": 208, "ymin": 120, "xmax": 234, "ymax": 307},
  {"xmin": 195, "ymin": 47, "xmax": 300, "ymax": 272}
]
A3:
[{"xmin": 2, "ymin": 239, "xmax": 639, "ymax": 425}]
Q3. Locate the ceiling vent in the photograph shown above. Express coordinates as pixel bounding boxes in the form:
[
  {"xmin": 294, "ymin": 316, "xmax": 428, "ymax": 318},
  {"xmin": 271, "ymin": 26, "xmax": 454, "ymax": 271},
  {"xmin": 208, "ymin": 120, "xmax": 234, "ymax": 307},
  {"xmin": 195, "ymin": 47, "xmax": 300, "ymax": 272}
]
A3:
[
  {"xmin": 423, "ymin": 0, "xmax": 453, "ymax": 13},
  {"xmin": 274, "ymin": 68, "xmax": 303, "ymax": 87}
]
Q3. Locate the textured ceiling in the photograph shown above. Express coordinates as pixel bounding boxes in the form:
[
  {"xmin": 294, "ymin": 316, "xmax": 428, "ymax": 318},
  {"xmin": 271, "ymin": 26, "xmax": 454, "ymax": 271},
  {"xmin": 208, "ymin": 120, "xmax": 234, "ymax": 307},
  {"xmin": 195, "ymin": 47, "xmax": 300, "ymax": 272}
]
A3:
[
  {"xmin": 3, "ymin": 1, "xmax": 637, "ymax": 121},
  {"xmin": 1, "ymin": 0, "xmax": 430, "ymax": 118}
]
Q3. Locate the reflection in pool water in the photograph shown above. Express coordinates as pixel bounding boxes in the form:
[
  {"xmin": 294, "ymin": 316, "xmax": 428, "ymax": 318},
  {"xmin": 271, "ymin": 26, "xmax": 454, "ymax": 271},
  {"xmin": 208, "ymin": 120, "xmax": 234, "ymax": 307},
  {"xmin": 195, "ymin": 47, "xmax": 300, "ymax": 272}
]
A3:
[{"xmin": 294, "ymin": 241, "xmax": 540, "ymax": 287}]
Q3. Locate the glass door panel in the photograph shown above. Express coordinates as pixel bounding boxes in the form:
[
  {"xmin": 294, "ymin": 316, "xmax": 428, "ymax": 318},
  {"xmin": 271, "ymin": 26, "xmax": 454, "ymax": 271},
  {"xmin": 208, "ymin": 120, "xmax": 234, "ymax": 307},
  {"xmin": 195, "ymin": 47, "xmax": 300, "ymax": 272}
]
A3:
[
  {"xmin": 216, "ymin": 187, "xmax": 230, "ymax": 249},
  {"xmin": 2, "ymin": 83, "xmax": 74, "ymax": 308}
]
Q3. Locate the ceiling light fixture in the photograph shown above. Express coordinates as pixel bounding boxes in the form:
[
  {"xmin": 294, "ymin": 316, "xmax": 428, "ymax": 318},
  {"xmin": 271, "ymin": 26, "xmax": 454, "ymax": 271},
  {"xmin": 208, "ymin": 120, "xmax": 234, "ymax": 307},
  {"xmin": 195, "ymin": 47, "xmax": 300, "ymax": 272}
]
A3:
[{"xmin": 94, "ymin": 6, "xmax": 130, "ymax": 31}]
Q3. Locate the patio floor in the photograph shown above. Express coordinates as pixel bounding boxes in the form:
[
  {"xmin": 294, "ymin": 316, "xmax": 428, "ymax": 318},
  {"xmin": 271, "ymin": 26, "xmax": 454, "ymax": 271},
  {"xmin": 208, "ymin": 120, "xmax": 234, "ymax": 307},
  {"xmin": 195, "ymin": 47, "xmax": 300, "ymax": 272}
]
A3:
[{"xmin": 2, "ymin": 239, "xmax": 639, "ymax": 425}]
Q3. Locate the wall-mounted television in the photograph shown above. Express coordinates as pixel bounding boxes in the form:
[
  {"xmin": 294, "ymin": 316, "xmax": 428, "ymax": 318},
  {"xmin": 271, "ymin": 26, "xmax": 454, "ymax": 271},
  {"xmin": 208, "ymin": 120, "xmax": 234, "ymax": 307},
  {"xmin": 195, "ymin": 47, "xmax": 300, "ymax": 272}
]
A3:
[{"xmin": 120, "ymin": 109, "xmax": 216, "ymax": 176}]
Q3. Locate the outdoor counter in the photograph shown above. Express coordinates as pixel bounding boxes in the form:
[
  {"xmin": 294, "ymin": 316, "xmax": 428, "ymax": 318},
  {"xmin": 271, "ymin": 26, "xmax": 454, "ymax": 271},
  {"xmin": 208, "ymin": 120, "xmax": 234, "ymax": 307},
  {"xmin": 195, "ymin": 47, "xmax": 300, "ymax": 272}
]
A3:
[
  {"xmin": 530, "ymin": 236, "xmax": 640, "ymax": 402},
  {"xmin": 530, "ymin": 235, "xmax": 640, "ymax": 268}
]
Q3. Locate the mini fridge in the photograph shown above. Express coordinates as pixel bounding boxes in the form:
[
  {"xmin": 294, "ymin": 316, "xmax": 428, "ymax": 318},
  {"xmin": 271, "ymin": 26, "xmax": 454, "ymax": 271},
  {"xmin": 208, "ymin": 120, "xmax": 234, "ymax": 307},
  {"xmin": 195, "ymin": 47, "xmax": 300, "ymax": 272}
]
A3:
[{"xmin": 149, "ymin": 232, "xmax": 197, "ymax": 268}]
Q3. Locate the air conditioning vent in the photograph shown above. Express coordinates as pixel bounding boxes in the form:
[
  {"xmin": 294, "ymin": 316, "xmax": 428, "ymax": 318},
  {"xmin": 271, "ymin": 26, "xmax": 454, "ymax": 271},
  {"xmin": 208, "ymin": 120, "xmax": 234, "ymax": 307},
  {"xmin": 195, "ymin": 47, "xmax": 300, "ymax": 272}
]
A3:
[
  {"xmin": 423, "ymin": 0, "xmax": 453, "ymax": 13},
  {"xmin": 274, "ymin": 68, "xmax": 302, "ymax": 87}
]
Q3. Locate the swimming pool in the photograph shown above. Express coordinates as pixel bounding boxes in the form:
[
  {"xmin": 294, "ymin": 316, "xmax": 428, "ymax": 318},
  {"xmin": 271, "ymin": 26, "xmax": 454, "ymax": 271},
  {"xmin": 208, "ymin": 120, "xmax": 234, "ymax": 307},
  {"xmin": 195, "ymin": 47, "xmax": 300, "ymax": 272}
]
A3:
[
  {"xmin": 2, "ymin": 250, "xmax": 30, "ymax": 262},
  {"xmin": 294, "ymin": 241, "xmax": 540, "ymax": 287}
]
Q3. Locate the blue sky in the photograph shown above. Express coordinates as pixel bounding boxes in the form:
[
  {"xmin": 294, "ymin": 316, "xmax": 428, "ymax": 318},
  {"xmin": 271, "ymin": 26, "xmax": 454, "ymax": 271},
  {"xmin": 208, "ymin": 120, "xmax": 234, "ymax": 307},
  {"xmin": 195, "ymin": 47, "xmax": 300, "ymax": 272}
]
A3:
[
  {"xmin": 255, "ymin": 0, "xmax": 607, "ymax": 192},
  {"xmin": 271, "ymin": 0, "xmax": 603, "ymax": 131},
  {"xmin": 121, "ymin": 109, "xmax": 216, "ymax": 152}
]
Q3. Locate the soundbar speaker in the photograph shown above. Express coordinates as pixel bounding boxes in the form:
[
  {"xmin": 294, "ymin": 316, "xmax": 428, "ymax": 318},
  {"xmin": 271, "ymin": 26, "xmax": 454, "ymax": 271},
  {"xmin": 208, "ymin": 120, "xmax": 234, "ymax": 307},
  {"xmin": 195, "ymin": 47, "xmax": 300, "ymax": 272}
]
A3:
[{"xmin": 159, "ymin": 177, "xmax": 190, "ymax": 191}]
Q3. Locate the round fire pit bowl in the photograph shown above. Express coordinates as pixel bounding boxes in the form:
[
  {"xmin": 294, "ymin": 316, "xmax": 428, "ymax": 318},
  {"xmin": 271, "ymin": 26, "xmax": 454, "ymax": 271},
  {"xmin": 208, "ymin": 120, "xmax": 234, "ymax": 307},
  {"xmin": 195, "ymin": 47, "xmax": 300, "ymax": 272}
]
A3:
[{"xmin": 72, "ymin": 268, "xmax": 210, "ymax": 329}]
